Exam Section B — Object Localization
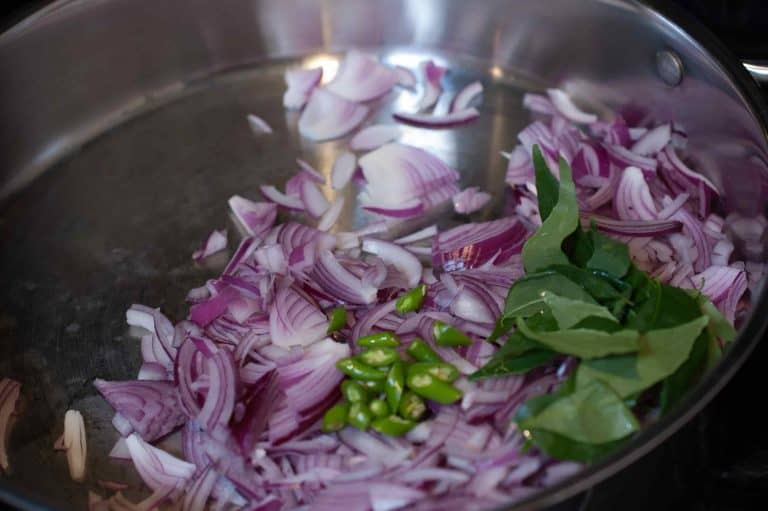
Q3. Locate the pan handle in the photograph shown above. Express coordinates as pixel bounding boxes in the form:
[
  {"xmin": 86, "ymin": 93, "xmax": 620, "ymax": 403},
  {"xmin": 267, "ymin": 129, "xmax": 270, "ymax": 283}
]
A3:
[{"xmin": 743, "ymin": 61, "xmax": 768, "ymax": 86}]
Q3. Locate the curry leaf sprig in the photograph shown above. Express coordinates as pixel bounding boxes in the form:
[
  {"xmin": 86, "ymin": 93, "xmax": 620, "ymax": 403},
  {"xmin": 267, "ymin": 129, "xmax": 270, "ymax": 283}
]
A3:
[{"xmin": 471, "ymin": 145, "xmax": 736, "ymax": 462}]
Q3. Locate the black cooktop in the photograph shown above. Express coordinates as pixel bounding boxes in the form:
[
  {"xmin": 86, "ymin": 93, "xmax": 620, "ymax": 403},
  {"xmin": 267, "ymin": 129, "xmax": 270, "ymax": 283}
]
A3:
[{"xmin": 1, "ymin": 1, "xmax": 768, "ymax": 511}]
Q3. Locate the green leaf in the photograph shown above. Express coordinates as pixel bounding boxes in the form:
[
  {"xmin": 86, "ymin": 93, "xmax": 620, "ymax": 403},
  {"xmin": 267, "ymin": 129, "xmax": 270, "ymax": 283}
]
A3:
[
  {"xmin": 469, "ymin": 347, "xmax": 557, "ymax": 380},
  {"xmin": 698, "ymin": 296, "xmax": 736, "ymax": 342},
  {"xmin": 564, "ymin": 223, "xmax": 593, "ymax": 268},
  {"xmin": 517, "ymin": 317, "xmax": 639, "ymax": 359},
  {"xmin": 521, "ymin": 156, "xmax": 579, "ymax": 273},
  {"xmin": 522, "ymin": 429, "xmax": 627, "ymax": 463},
  {"xmin": 659, "ymin": 329, "xmax": 709, "ymax": 414},
  {"xmin": 531, "ymin": 144, "xmax": 559, "ymax": 222},
  {"xmin": 518, "ymin": 379, "xmax": 639, "ymax": 444},
  {"xmin": 541, "ymin": 292, "xmax": 617, "ymax": 330},
  {"xmin": 586, "ymin": 229, "xmax": 631, "ymax": 278},
  {"xmin": 546, "ymin": 265, "xmax": 628, "ymax": 303},
  {"xmin": 626, "ymin": 281, "xmax": 702, "ymax": 332},
  {"xmin": 576, "ymin": 315, "xmax": 709, "ymax": 398},
  {"xmin": 490, "ymin": 271, "xmax": 596, "ymax": 342}
]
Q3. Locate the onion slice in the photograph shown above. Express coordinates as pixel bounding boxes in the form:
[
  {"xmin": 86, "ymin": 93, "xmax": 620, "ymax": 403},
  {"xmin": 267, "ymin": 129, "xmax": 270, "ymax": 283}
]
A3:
[
  {"xmin": 546, "ymin": 88, "xmax": 598, "ymax": 124},
  {"xmin": 246, "ymin": 114, "xmax": 273, "ymax": 136},
  {"xmin": 63, "ymin": 410, "xmax": 87, "ymax": 482},
  {"xmin": 630, "ymin": 123, "xmax": 671, "ymax": 156},
  {"xmin": 393, "ymin": 108, "xmax": 479, "ymax": 128},
  {"xmin": 453, "ymin": 187, "xmax": 492, "ymax": 214},
  {"xmin": 581, "ymin": 214, "xmax": 682, "ymax": 236},
  {"xmin": 331, "ymin": 152, "xmax": 357, "ymax": 190},
  {"xmin": 349, "ymin": 124, "xmax": 401, "ymax": 151},
  {"xmin": 228, "ymin": 195, "xmax": 278, "ymax": 237},
  {"xmin": 362, "ymin": 238, "xmax": 423, "ymax": 287},
  {"xmin": 125, "ymin": 433, "xmax": 195, "ymax": 492},
  {"xmin": 318, "ymin": 196, "xmax": 345, "ymax": 232},
  {"xmin": 300, "ymin": 180, "xmax": 331, "ymax": 218},
  {"xmin": 260, "ymin": 185, "xmax": 305, "ymax": 210},
  {"xmin": 269, "ymin": 286, "xmax": 328, "ymax": 348},
  {"xmin": 451, "ymin": 81, "xmax": 483, "ymax": 113},
  {"xmin": 395, "ymin": 66, "xmax": 417, "ymax": 89},
  {"xmin": 299, "ymin": 88, "xmax": 369, "ymax": 141},
  {"xmin": 326, "ymin": 51, "xmax": 398, "ymax": 102},
  {"xmin": 416, "ymin": 60, "xmax": 446, "ymax": 111},
  {"xmin": 283, "ymin": 67, "xmax": 323, "ymax": 110},
  {"xmin": 192, "ymin": 230, "xmax": 227, "ymax": 261}
]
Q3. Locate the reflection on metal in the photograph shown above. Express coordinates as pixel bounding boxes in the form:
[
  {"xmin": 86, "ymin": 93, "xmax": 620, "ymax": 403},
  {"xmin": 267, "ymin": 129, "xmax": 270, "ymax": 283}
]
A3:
[
  {"xmin": 302, "ymin": 54, "xmax": 340, "ymax": 84},
  {"xmin": 656, "ymin": 50, "xmax": 684, "ymax": 87}
]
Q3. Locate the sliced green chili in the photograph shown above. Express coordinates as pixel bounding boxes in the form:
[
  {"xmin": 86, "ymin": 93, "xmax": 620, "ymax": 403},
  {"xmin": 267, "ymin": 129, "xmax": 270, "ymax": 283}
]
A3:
[
  {"xmin": 360, "ymin": 379, "xmax": 386, "ymax": 393},
  {"xmin": 369, "ymin": 399, "xmax": 390, "ymax": 418},
  {"xmin": 396, "ymin": 284, "xmax": 427, "ymax": 314},
  {"xmin": 398, "ymin": 391, "xmax": 427, "ymax": 421},
  {"xmin": 322, "ymin": 402, "xmax": 349, "ymax": 433},
  {"xmin": 341, "ymin": 380, "xmax": 369, "ymax": 404},
  {"xmin": 336, "ymin": 358, "xmax": 387, "ymax": 381},
  {"xmin": 433, "ymin": 321, "xmax": 472, "ymax": 347},
  {"xmin": 406, "ymin": 338, "xmax": 444, "ymax": 363},
  {"xmin": 406, "ymin": 366, "xmax": 463, "ymax": 404},
  {"xmin": 356, "ymin": 331, "xmax": 401, "ymax": 348},
  {"xmin": 347, "ymin": 402, "xmax": 373, "ymax": 430},
  {"xmin": 327, "ymin": 307, "xmax": 347, "ymax": 333},
  {"xmin": 385, "ymin": 361, "xmax": 405, "ymax": 411},
  {"xmin": 359, "ymin": 346, "xmax": 400, "ymax": 367},
  {"xmin": 409, "ymin": 362, "xmax": 460, "ymax": 383},
  {"xmin": 370, "ymin": 415, "xmax": 417, "ymax": 436}
]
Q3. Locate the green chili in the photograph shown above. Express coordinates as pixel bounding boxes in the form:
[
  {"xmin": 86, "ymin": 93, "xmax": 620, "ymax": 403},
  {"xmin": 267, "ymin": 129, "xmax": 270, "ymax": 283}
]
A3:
[
  {"xmin": 385, "ymin": 361, "xmax": 405, "ymax": 411},
  {"xmin": 395, "ymin": 284, "xmax": 427, "ymax": 314},
  {"xmin": 406, "ymin": 338, "xmax": 443, "ymax": 363},
  {"xmin": 398, "ymin": 391, "xmax": 427, "ymax": 421},
  {"xmin": 432, "ymin": 321, "xmax": 472, "ymax": 346},
  {"xmin": 341, "ymin": 380, "xmax": 369, "ymax": 404},
  {"xmin": 360, "ymin": 379, "xmax": 386, "ymax": 393},
  {"xmin": 359, "ymin": 346, "xmax": 400, "ymax": 367},
  {"xmin": 371, "ymin": 415, "xmax": 417, "ymax": 436},
  {"xmin": 369, "ymin": 399, "xmax": 390, "ymax": 418},
  {"xmin": 336, "ymin": 358, "xmax": 388, "ymax": 381},
  {"xmin": 327, "ymin": 307, "xmax": 347, "ymax": 333},
  {"xmin": 356, "ymin": 331, "xmax": 400, "ymax": 348},
  {"xmin": 347, "ymin": 402, "xmax": 373, "ymax": 430},
  {"xmin": 322, "ymin": 402, "xmax": 349, "ymax": 433},
  {"xmin": 409, "ymin": 362, "xmax": 460, "ymax": 383},
  {"xmin": 406, "ymin": 366, "xmax": 463, "ymax": 404}
]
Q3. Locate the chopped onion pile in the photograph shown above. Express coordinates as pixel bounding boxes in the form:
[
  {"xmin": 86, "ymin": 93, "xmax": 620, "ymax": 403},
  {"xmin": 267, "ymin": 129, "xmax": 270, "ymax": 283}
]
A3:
[{"xmin": 81, "ymin": 59, "xmax": 761, "ymax": 511}]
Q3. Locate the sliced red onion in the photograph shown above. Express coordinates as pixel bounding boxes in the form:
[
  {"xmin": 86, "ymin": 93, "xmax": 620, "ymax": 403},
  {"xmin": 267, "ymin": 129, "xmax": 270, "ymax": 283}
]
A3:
[
  {"xmin": 182, "ymin": 464, "xmax": 218, "ymax": 511},
  {"xmin": 615, "ymin": 166, "xmax": 658, "ymax": 221},
  {"xmin": 433, "ymin": 218, "xmax": 528, "ymax": 272},
  {"xmin": 95, "ymin": 379, "xmax": 186, "ymax": 442},
  {"xmin": 0, "ymin": 378, "xmax": 21, "ymax": 473},
  {"xmin": 395, "ymin": 66, "xmax": 417, "ymax": 89},
  {"xmin": 629, "ymin": 127, "xmax": 648, "ymax": 141},
  {"xmin": 338, "ymin": 428, "xmax": 412, "ymax": 467},
  {"xmin": 125, "ymin": 433, "xmax": 195, "ymax": 492},
  {"xmin": 283, "ymin": 67, "xmax": 322, "ymax": 110},
  {"xmin": 393, "ymin": 108, "xmax": 479, "ymax": 128},
  {"xmin": 657, "ymin": 192, "xmax": 690, "ymax": 220},
  {"xmin": 232, "ymin": 371, "xmax": 279, "ymax": 456},
  {"xmin": 394, "ymin": 225, "xmax": 438, "ymax": 245},
  {"xmin": 228, "ymin": 196, "xmax": 278, "ymax": 237},
  {"xmin": 189, "ymin": 286, "xmax": 240, "ymax": 327},
  {"xmin": 311, "ymin": 250, "xmax": 378, "ymax": 305},
  {"xmin": 630, "ymin": 123, "xmax": 670, "ymax": 156},
  {"xmin": 571, "ymin": 142, "xmax": 610, "ymax": 179},
  {"xmin": 326, "ymin": 51, "xmax": 398, "ymax": 102},
  {"xmin": 281, "ymin": 339, "xmax": 349, "ymax": 414},
  {"xmin": 62, "ymin": 410, "xmax": 87, "ymax": 482},
  {"xmin": 505, "ymin": 145, "xmax": 533, "ymax": 186},
  {"xmin": 581, "ymin": 214, "xmax": 682, "ymax": 236},
  {"xmin": 517, "ymin": 121, "xmax": 557, "ymax": 157},
  {"xmin": 673, "ymin": 207, "xmax": 711, "ymax": 272},
  {"xmin": 269, "ymin": 286, "xmax": 328, "ymax": 348},
  {"xmin": 546, "ymin": 88, "xmax": 597, "ymax": 124},
  {"xmin": 349, "ymin": 124, "xmax": 401, "ymax": 151},
  {"xmin": 318, "ymin": 197, "xmax": 345, "ymax": 232},
  {"xmin": 659, "ymin": 145, "xmax": 719, "ymax": 196},
  {"xmin": 363, "ymin": 199, "xmax": 425, "ymax": 218},
  {"xmin": 522, "ymin": 93, "xmax": 556, "ymax": 116},
  {"xmin": 192, "ymin": 229, "xmax": 228, "ymax": 261},
  {"xmin": 300, "ymin": 179, "xmax": 330, "ymax": 218},
  {"xmin": 254, "ymin": 244, "xmax": 287, "ymax": 274},
  {"xmin": 416, "ymin": 60, "xmax": 446, "ymax": 111},
  {"xmin": 358, "ymin": 143, "xmax": 459, "ymax": 212},
  {"xmin": 260, "ymin": 185, "xmax": 305, "ymax": 210},
  {"xmin": 246, "ymin": 114, "xmax": 273, "ymax": 136},
  {"xmin": 222, "ymin": 237, "xmax": 260, "ymax": 277},
  {"xmin": 298, "ymin": 88, "xmax": 369, "ymax": 141},
  {"xmin": 369, "ymin": 483, "xmax": 426, "ymax": 511},
  {"xmin": 296, "ymin": 159, "xmax": 326, "ymax": 184},
  {"xmin": 331, "ymin": 152, "xmax": 357, "ymax": 190},
  {"xmin": 362, "ymin": 238, "xmax": 423, "ymax": 287},
  {"xmin": 453, "ymin": 187, "xmax": 492, "ymax": 214},
  {"xmin": 450, "ymin": 81, "xmax": 483, "ymax": 113},
  {"xmin": 602, "ymin": 143, "xmax": 658, "ymax": 175},
  {"xmin": 196, "ymin": 342, "xmax": 237, "ymax": 436}
]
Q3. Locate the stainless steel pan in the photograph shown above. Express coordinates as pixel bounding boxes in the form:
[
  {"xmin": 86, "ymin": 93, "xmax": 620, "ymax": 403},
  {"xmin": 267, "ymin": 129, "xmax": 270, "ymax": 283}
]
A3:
[{"xmin": 2, "ymin": 1, "xmax": 768, "ymax": 509}]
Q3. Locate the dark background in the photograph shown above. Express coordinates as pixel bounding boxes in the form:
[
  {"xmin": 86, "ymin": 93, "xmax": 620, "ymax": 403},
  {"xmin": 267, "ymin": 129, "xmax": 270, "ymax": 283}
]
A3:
[{"xmin": 2, "ymin": 1, "xmax": 768, "ymax": 510}]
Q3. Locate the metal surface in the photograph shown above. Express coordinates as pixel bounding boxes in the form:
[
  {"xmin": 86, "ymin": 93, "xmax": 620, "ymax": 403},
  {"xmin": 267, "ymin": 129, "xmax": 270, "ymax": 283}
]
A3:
[{"xmin": 1, "ymin": 0, "xmax": 768, "ymax": 510}]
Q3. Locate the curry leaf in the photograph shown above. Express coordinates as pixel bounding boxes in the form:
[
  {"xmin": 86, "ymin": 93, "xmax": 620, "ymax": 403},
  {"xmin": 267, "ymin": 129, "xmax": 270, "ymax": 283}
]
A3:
[
  {"xmin": 541, "ymin": 292, "xmax": 617, "ymax": 330},
  {"xmin": 576, "ymin": 315, "xmax": 709, "ymax": 398},
  {"xmin": 626, "ymin": 280, "xmax": 701, "ymax": 332},
  {"xmin": 518, "ymin": 379, "xmax": 639, "ymax": 444},
  {"xmin": 586, "ymin": 228, "xmax": 631, "ymax": 278},
  {"xmin": 517, "ymin": 317, "xmax": 639, "ymax": 359},
  {"xmin": 531, "ymin": 144, "xmax": 559, "ymax": 222},
  {"xmin": 659, "ymin": 329, "xmax": 709, "ymax": 414},
  {"xmin": 521, "ymin": 156, "xmax": 579, "ymax": 272},
  {"xmin": 522, "ymin": 429, "xmax": 627, "ymax": 463}
]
